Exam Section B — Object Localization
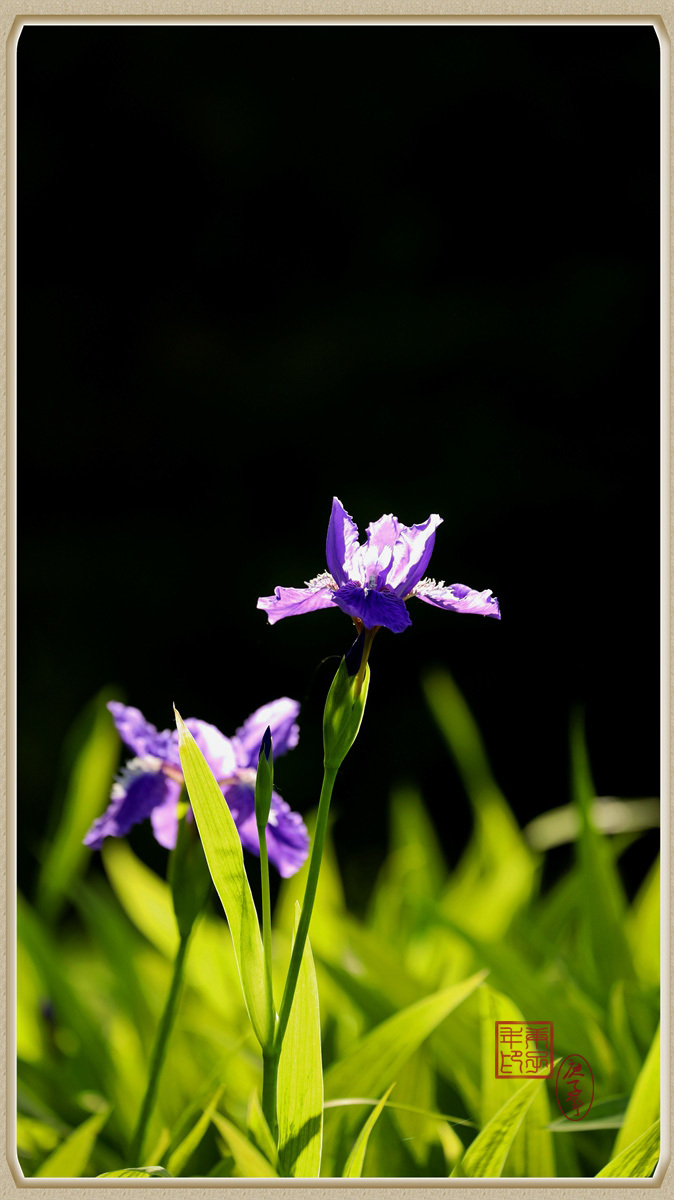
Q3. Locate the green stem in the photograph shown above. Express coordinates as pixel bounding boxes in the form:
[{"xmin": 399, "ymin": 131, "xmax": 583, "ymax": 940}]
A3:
[
  {"xmin": 258, "ymin": 822, "xmax": 274, "ymax": 1007},
  {"xmin": 262, "ymin": 1049, "xmax": 279, "ymax": 1143},
  {"xmin": 129, "ymin": 932, "xmax": 190, "ymax": 1163},
  {"xmin": 273, "ymin": 764, "xmax": 338, "ymax": 1055}
]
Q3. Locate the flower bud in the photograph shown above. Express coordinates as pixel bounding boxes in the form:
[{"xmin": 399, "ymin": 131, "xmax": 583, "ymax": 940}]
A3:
[
  {"xmin": 255, "ymin": 726, "xmax": 274, "ymax": 829},
  {"xmin": 323, "ymin": 633, "xmax": 370, "ymax": 770}
]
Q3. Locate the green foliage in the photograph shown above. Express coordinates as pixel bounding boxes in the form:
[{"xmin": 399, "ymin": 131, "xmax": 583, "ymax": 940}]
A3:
[
  {"xmin": 17, "ymin": 671, "xmax": 660, "ymax": 1179},
  {"xmin": 451, "ymin": 1076, "xmax": 546, "ymax": 1177},
  {"xmin": 342, "ymin": 1084, "xmax": 395, "ymax": 1177},
  {"xmin": 35, "ymin": 1108, "xmax": 110, "ymax": 1177},
  {"xmin": 277, "ymin": 904, "xmax": 323, "ymax": 1177},
  {"xmin": 596, "ymin": 1120, "xmax": 660, "ymax": 1178},
  {"xmin": 176, "ymin": 708, "xmax": 274, "ymax": 1049},
  {"xmin": 36, "ymin": 689, "xmax": 121, "ymax": 924}
]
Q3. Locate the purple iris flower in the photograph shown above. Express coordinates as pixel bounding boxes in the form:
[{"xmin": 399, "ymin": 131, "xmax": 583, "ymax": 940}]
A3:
[
  {"xmin": 83, "ymin": 698, "xmax": 309, "ymax": 878},
  {"xmin": 257, "ymin": 497, "xmax": 500, "ymax": 635}
]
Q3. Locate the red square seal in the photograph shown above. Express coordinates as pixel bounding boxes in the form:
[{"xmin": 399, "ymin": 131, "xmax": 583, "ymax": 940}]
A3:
[{"xmin": 495, "ymin": 1021, "xmax": 554, "ymax": 1078}]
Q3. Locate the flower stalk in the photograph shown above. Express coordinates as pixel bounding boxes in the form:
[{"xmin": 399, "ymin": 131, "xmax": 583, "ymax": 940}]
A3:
[
  {"xmin": 255, "ymin": 728, "xmax": 275, "ymax": 1007},
  {"xmin": 129, "ymin": 930, "xmax": 191, "ymax": 1164}
]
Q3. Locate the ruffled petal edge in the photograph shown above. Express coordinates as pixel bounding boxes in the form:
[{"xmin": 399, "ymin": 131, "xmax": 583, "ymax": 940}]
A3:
[
  {"xmin": 232, "ymin": 696, "xmax": 301, "ymax": 768},
  {"xmin": 414, "ymin": 579, "xmax": 501, "ymax": 619},
  {"xmin": 257, "ymin": 579, "xmax": 336, "ymax": 625}
]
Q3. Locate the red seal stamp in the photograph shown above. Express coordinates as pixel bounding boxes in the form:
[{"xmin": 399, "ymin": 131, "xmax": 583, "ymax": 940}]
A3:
[
  {"xmin": 495, "ymin": 1021, "xmax": 553, "ymax": 1078},
  {"xmin": 555, "ymin": 1054, "xmax": 594, "ymax": 1120}
]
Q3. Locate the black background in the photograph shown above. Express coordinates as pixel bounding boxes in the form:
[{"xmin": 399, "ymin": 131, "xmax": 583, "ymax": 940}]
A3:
[{"xmin": 18, "ymin": 23, "xmax": 661, "ymax": 907}]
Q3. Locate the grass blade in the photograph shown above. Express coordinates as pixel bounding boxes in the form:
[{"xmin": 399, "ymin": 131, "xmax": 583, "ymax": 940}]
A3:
[
  {"xmin": 176, "ymin": 709, "xmax": 273, "ymax": 1049},
  {"xmin": 36, "ymin": 689, "xmax": 120, "ymax": 923},
  {"xmin": 98, "ymin": 1167, "xmax": 171, "ymax": 1177},
  {"xmin": 480, "ymin": 985, "xmax": 554, "ymax": 1177},
  {"xmin": 325, "ymin": 970, "xmax": 486, "ymax": 1102},
  {"xmin": 570, "ymin": 714, "xmax": 635, "ymax": 995},
  {"xmin": 596, "ymin": 1120, "xmax": 660, "ymax": 1178},
  {"xmin": 167, "ymin": 1085, "xmax": 224, "ymax": 1176},
  {"xmin": 451, "ymin": 1077, "xmax": 545, "ymax": 1178},
  {"xmin": 422, "ymin": 670, "xmax": 536, "ymax": 939},
  {"xmin": 35, "ymin": 1108, "xmax": 109, "ymax": 1178},
  {"xmin": 211, "ymin": 1112, "xmax": 278, "ymax": 1178},
  {"xmin": 342, "ymin": 1084, "xmax": 395, "ymax": 1178},
  {"xmin": 612, "ymin": 1025, "xmax": 660, "ymax": 1157},
  {"xmin": 277, "ymin": 903, "xmax": 323, "ymax": 1178}
]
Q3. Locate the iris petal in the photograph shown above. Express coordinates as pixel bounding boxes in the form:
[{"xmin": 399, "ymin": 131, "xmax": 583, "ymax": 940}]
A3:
[
  {"xmin": 415, "ymin": 579, "xmax": 501, "ymax": 619},
  {"xmin": 333, "ymin": 582, "xmax": 412, "ymax": 633},
  {"xmin": 387, "ymin": 514, "xmax": 443, "ymax": 596},
  {"xmin": 326, "ymin": 497, "xmax": 360, "ymax": 585},
  {"xmin": 84, "ymin": 766, "xmax": 169, "ymax": 849},
  {"xmin": 232, "ymin": 697, "xmax": 300, "ymax": 769},
  {"xmin": 222, "ymin": 783, "xmax": 310, "ymax": 877},
  {"xmin": 107, "ymin": 702, "xmax": 173, "ymax": 759},
  {"xmin": 257, "ymin": 583, "xmax": 336, "ymax": 625},
  {"xmin": 183, "ymin": 719, "xmax": 238, "ymax": 780},
  {"xmin": 149, "ymin": 777, "xmax": 183, "ymax": 849}
]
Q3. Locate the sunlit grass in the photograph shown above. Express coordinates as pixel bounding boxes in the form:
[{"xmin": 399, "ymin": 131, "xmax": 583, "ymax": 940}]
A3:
[{"xmin": 17, "ymin": 673, "xmax": 660, "ymax": 1178}]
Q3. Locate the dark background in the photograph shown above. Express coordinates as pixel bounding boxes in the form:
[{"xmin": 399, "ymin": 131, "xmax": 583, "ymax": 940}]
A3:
[{"xmin": 18, "ymin": 24, "xmax": 661, "ymax": 907}]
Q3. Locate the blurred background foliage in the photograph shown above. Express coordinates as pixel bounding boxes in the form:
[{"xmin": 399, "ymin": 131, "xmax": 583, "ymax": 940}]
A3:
[
  {"xmin": 17, "ymin": 21, "xmax": 661, "ymax": 1178},
  {"xmin": 17, "ymin": 677, "xmax": 660, "ymax": 1177}
]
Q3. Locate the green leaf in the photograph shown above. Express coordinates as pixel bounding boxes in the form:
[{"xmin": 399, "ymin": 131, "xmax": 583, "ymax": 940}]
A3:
[
  {"xmin": 176, "ymin": 708, "xmax": 273, "ymax": 1049},
  {"xmin": 570, "ymin": 713, "xmax": 635, "ymax": 995},
  {"xmin": 612, "ymin": 1025, "xmax": 660, "ymax": 1157},
  {"xmin": 18, "ymin": 896, "xmax": 112, "ymax": 1091},
  {"xmin": 246, "ymin": 1092, "xmax": 278, "ymax": 1169},
  {"xmin": 102, "ymin": 838, "xmax": 179, "ymax": 958},
  {"xmin": 167, "ymin": 1085, "xmax": 224, "ymax": 1176},
  {"xmin": 325, "ymin": 970, "xmax": 486, "ymax": 1102},
  {"xmin": 169, "ymin": 807, "xmax": 212, "ymax": 939},
  {"xmin": 422, "ymin": 670, "xmax": 537, "ymax": 939},
  {"xmin": 451, "ymin": 1076, "xmax": 546, "ymax": 1178},
  {"xmin": 342, "ymin": 1084, "xmax": 395, "ymax": 1178},
  {"xmin": 98, "ymin": 1167, "xmax": 172, "ymax": 1177},
  {"xmin": 479, "ymin": 986, "xmax": 554, "ymax": 1178},
  {"xmin": 277, "ymin": 902, "xmax": 323, "ymax": 1178},
  {"xmin": 35, "ymin": 1108, "xmax": 109, "ymax": 1177},
  {"xmin": 596, "ymin": 1120, "xmax": 660, "ymax": 1178},
  {"xmin": 628, "ymin": 856, "xmax": 660, "ymax": 987},
  {"xmin": 211, "ymin": 1112, "xmax": 278, "ymax": 1178},
  {"xmin": 36, "ymin": 688, "xmax": 121, "ymax": 922}
]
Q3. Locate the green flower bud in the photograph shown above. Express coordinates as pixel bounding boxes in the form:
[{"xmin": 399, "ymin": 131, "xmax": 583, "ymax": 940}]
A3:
[
  {"xmin": 255, "ymin": 726, "xmax": 274, "ymax": 829},
  {"xmin": 323, "ymin": 632, "xmax": 371, "ymax": 770}
]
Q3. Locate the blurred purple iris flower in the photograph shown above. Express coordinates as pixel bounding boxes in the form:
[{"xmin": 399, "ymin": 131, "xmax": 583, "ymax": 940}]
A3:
[
  {"xmin": 257, "ymin": 497, "xmax": 500, "ymax": 635},
  {"xmin": 84, "ymin": 698, "xmax": 309, "ymax": 878}
]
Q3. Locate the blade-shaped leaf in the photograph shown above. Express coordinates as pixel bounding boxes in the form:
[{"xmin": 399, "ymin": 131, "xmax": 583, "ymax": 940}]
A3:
[
  {"xmin": 176, "ymin": 709, "xmax": 273, "ymax": 1049},
  {"xmin": 211, "ymin": 1111, "xmax": 278, "ymax": 1178},
  {"xmin": 342, "ymin": 1084, "xmax": 395, "ymax": 1178},
  {"xmin": 480, "ymin": 986, "xmax": 554, "ymax": 1178},
  {"xmin": 247, "ymin": 1092, "xmax": 278, "ymax": 1170},
  {"xmin": 98, "ymin": 1167, "xmax": 172, "ymax": 1177},
  {"xmin": 102, "ymin": 838, "xmax": 179, "ymax": 958},
  {"xmin": 571, "ymin": 714, "xmax": 635, "ymax": 995},
  {"xmin": 325, "ymin": 970, "xmax": 486, "ymax": 1102},
  {"xmin": 35, "ymin": 1108, "xmax": 109, "ymax": 1178},
  {"xmin": 167, "ymin": 1085, "xmax": 224, "ymax": 1176},
  {"xmin": 277, "ymin": 902, "xmax": 323, "ymax": 1178},
  {"xmin": 36, "ymin": 688, "xmax": 120, "ymax": 923},
  {"xmin": 596, "ymin": 1120, "xmax": 660, "ymax": 1178},
  {"xmin": 451, "ymin": 1077, "xmax": 545, "ymax": 1178},
  {"xmin": 422, "ymin": 670, "xmax": 536, "ymax": 939},
  {"xmin": 628, "ymin": 856, "xmax": 660, "ymax": 988},
  {"xmin": 612, "ymin": 1025, "xmax": 660, "ymax": 1157}
]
